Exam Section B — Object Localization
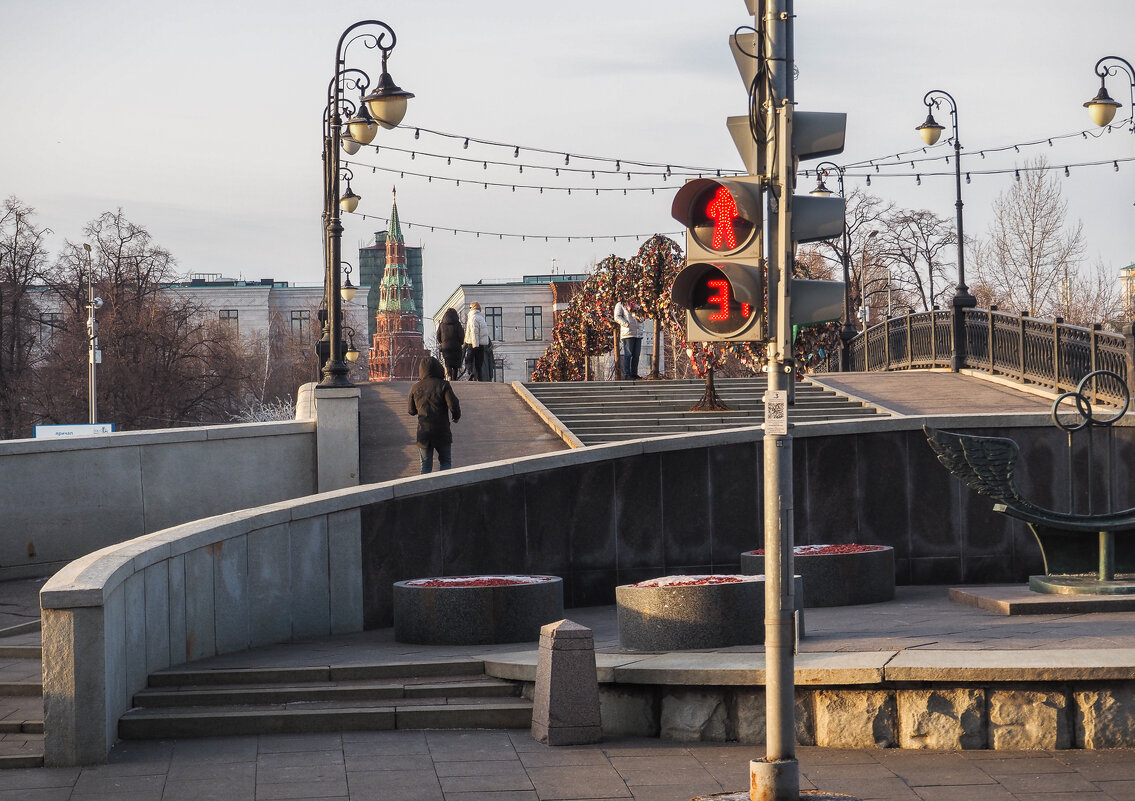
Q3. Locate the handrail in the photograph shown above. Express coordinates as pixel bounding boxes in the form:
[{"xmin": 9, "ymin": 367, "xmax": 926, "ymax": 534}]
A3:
[{"xmin": 844, "ymin": 308, "xmax": 1135, "ymax": 403}]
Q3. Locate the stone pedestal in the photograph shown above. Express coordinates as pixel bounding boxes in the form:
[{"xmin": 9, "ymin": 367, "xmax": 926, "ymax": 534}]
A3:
[
  {"xmin": 742, "ymin": 546, "xmax": 894, "ymax": 607},
  {"xmin": 393, "ymin": 576, "xmax": 564, "ymax": 645},
  {"xmin": 531, "ymin": 619, "xmax": 602, "ymax": 745},
  {"xmin": 615, "ymin": 575, "xmax": 804, "ymax": 651},
  {"xmin": 314, "ymin": 386, "xmax": 360, "ymax": 493}
]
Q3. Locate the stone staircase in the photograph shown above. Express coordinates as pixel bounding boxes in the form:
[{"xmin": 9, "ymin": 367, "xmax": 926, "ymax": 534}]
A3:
[
  {"xmin": 524, "ymin": 377, "xmax": 884, "ymax": 446},
  {"xmin": 0, "ymin": 642, "xmax": 45, "ymax": 769},
  {"xmin": 119, "ymin": 659, "xmax": 532, "ymax": 740}
]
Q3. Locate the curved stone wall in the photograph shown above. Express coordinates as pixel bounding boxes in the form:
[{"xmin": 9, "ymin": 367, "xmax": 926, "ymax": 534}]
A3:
[{"xmin": 38, "ymin": 411, "xmax": 1135, "ymax": 765}]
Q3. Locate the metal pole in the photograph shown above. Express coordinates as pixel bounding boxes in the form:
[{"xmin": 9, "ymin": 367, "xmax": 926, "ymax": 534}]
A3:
[
  {"xmin": 84, "ymin": 244, "xmax": 97, "ymax": 425},
  {"xmin": 752, "ymin": 0, "xmax": 798, "ymax": 797}
]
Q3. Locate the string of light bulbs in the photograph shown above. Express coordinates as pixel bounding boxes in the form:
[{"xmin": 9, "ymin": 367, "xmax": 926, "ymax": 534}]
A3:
[
  {"xmin": 833, "ymin": 156, "xmax": 1134, "ymax": 188},
  {"xmin": 352, "ymin": 142, "xmax": 723, "ymax": 180},
  {"xmin": 831, "ymin": 116, "xmax": 1133, "ymax": 175},
  {"xmin": 343, "ymin": 159, "xmax": 684, "ymax": 194},
  {"xmin": 346, "ymin": 208, "xmax": 681, "ymax": 243},
  {"xmin": 396, "ymin": 123, "xmax": 727, "ymax": 173}
]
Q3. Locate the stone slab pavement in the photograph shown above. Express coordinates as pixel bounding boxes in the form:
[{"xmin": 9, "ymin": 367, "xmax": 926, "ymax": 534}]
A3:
[
  {"xmin": 358, "ymin": 380, "xmax": 568, "ymax": 484},
  {"xmin": 1, "ymin": 730, "xmax": 1133, "ymax": 800},
  {"xmin": 808, "ymin": 371, "xmax": 1056, "ymax": 417},
  {"xmin": 4, "ymin": 579, "xmax": 1135, "ymax": 796}
]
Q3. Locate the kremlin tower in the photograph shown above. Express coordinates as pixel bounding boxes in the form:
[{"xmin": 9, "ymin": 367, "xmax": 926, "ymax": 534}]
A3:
[{"xmin": 369, "ymin": 189, "xmax": 427, "ymax": 381}]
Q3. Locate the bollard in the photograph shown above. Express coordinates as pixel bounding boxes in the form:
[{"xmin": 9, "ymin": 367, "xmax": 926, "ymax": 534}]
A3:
[{"xmin": 530, "ymin": 619, "xmax": 602, "ymax": 745}]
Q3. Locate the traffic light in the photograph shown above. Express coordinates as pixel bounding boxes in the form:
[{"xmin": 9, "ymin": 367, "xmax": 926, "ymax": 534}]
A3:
[{"xmin": 670, "ymin": 176, "xmax": 765, "ymax": 342}]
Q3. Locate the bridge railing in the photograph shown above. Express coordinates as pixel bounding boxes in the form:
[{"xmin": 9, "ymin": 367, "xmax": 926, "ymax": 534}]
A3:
[{"xmin": 845, "ymin": 307, "xmax": 1135, "ymax": 403}]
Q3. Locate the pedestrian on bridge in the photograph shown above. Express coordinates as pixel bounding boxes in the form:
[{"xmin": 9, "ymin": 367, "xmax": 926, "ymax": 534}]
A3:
[
  {"xmin": 408, "ymin": 356, "xmax": 461, "ymax": 473},
  {"xmin": 464, "ymin": 301, "xmax": 491, "ymax": 381},
  {"xmin": 436, "ymin": 307, "xmax": 465, "ymax": 381},
  {"xmin": 614, "ymin": 299, "xmax": 643, "ymax": 379}
]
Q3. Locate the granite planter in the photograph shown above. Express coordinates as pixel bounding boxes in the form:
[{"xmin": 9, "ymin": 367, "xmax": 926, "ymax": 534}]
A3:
[
  {"xmin": 616, "ymin": 574, "xmax": 804, "ymax": 651},
  {"xmin": 741, "ymin": 545, "xmax": 895, "ymax": 607},
  {"xmin": 393, "ymin": 575, "xmax": 564, "ymax": 645}
]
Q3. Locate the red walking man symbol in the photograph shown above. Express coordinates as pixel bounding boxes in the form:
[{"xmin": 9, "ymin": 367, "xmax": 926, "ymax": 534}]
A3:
[{"xmin": 706, "ymin": 186, "xmax": 740, "ymax": 250}]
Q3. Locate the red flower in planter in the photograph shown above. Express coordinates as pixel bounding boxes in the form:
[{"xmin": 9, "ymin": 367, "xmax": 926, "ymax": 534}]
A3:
[
  {"xmin": 746, "ymin": 544, "xmax": 887, "ymax": 556},
  {"xmin": 406, "ymin": 575, "xmax": 554, "ymax": 588},
  {"xmin": 631, "ymin": 574, "xmax": 752, "ymax": 588}
]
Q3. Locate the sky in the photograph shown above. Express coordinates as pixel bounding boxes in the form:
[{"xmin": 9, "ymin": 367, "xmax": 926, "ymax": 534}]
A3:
[{"xmin": 2, "ymin": 0, "xmax": 1133, "ymax": 318}]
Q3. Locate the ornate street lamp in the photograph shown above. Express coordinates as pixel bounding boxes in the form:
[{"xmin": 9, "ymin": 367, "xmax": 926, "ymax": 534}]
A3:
[
  {"xmin": 809, "ymin": 162, "xmax": 858, "ymax": 370},
  {"xmin": 1084, "ymin": 56, "xmax": 1134, "ymax": 128},
  {"xmin": 320, "ymin": 21, "xmax": 413, "ymax": 388},
  {"xmin": 915, "ymin": 90, "xmax": 974, "ymax": 311},
  {"xmin": 916, "ymin": 89, "xmax": 974, "ymax": 372}
]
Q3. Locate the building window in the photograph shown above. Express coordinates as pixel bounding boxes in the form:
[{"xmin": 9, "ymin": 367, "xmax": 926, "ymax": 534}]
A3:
[
  {"xmin": 485, "ymin": 306, "xmax": 503, "ymax": 341},
  {"xmin": 218, "ymin": 309, "xmax": 238, "ymax": 336},
  {"xmin": 39, "ymin": 312, "xmax": 63, "ymax": 346},
  {"xmin": 526, "ymin": 358, "xmax": 539, "ymax": 380},
  {"xmin": 524, "ymin": 306, "xmax": 542, "ymax": 341},
  {"xmin": 494, "ymin": 357, "xmax": 505, "ymax": 382},
  {"xmin": 290, "ymin": 309, "xmax": 310, "ymax": 339}
]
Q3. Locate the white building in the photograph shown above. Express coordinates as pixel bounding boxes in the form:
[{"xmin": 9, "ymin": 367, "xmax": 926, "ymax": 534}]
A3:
[
  {"xmin": 166, "ymin": 274, "xmax": 369, "ymax": 350},
  {"xmin": 433, "ymin": 273, "xmax": 661, "ymax": 383},
  {"xmin": 433, "ymin": 274, "xmax": 588, "ymax": 383}
]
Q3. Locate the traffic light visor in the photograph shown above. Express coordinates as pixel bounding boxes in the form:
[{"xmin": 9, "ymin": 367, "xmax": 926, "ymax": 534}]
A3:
[
  {"xmin": 672, "ymin": 178, "xmax": 762, "ymax": 256},
  {"xmin": 671, "ymin": 262, "xmax": 763, "ymax": 339}
]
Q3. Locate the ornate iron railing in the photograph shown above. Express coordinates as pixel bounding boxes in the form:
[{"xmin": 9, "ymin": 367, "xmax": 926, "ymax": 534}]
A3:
[{"xmin": 845, "ymin": 307, "xmax": 1135, "ymax": 404}]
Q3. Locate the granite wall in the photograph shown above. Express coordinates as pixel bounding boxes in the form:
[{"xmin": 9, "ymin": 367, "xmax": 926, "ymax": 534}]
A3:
[{"xmin": 360, "ymin": 421, "xmax": 1135, "ymax": 627}]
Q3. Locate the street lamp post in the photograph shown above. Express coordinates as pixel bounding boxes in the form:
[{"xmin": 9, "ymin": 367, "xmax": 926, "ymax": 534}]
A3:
[
  {"xmin": 1084, "ymin": 55, "xmax": 1135, "ymax": 128},
  {"xmin": 916, "ymin": 89, "xmax": 975, "ymax": 371},
  {"xmin": 320, "ymin": 21, "xmax": 413, "ymax": 388},
  {"xmin": 809, "ymin": 162, "xmax": 856, "ymax": 370},
  {"xmin": 83, "ymin": 243, "xmax": 102, "ymax": 425}
]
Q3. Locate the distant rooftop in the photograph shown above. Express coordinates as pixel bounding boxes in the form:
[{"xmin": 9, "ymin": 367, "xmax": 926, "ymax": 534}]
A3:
[{"xmin": 473, "ymin": 273, "xmax": 590, "ymax": 286}]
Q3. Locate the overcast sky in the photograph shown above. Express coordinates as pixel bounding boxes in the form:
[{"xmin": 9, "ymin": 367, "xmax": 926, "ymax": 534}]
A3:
[{"xmin": 2, "ymin": 0, "xmax": 1132, "ymax": 316}]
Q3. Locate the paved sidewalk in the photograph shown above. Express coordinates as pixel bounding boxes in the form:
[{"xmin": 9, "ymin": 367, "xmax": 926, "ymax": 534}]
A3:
[
  {"xmin": 358, "ymin": 381, "xmax": 568, "ymax": 484},
  {"xmin": 1, "ymin": 729, "xmax": 1133, "ymax": 800}
]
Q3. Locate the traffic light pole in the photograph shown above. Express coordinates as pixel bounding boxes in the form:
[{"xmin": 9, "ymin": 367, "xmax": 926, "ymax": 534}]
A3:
[{"xmin": 752, "ymin": 0, "xmax": 798, "ymax": 799}]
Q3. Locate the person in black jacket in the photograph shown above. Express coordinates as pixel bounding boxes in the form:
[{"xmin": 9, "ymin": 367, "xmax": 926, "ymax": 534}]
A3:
[
  {"xmin": 435, "ymin": 307, "xmax": 465, "ymax": 381},
  {"xmin": 408, "ymin": 356, "xmax": 461, "ymax": 473}
]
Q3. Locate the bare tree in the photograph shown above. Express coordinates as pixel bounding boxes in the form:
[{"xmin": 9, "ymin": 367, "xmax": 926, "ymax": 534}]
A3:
[
  {"xmin": 878, "ymin": 209, "xmax": 955, "ymax": 315},
  {"xmin": 0, "ymin": 197, "xmax": 51, "ymax": 438},
  {"xmin": 977, "ymin": 157, "xmax": 1085, "ymax": 318},
  {"xmin": 31, "ymin": 211, "xmax": 253, "ymax": 432}
]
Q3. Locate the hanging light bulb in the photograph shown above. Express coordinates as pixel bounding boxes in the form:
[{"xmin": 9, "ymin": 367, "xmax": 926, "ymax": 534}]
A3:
[
  {"xmin": 865, "ymin": 175, "xmax": 871, "ymax": 186},
  {"xmin": 346, "ymin": 106, "xmax": 378, "ymax": 145},
  {"xmin": 1015, "ymin": 169, "xmax": 1021, "ymax": 181},
  {"xmin": 965, "ymin": 173, "xmax": 971, "ymax": 184},
  {"xmin": 1064, "ymin": 165, "xmax": 1070, "ymax": 177},
  {"xmin": 339, "ymin": 183, "xmax": 361, "ymax": 213},
  {"xmin": 916, "ymin": 174, "xmax": 921, "ymax": 185},
  {"xmin": 463, "ymin": 138, "xmax": 469, "ymax": 149},
  {"xmin": 340, "ymin": 126, "xmax": 361, "ymax": 155}
]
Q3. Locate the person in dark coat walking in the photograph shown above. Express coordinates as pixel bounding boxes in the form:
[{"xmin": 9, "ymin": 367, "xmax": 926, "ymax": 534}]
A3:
[
  {"xmin": 408, "ymin": 356, "xmax": 461, "ymax": 473},
  {"xmin": 435, "ymin": 307, "xmax": 465, "ymax": 381}
]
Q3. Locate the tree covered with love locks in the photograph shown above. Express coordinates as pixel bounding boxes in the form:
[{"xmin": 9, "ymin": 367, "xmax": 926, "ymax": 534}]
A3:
[{"xmin": 531, "ymin": 236, "xmax": 841, "ymax": 382}]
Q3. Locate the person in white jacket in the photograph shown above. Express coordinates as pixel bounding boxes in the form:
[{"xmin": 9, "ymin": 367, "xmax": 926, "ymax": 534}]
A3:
[
  {"xmin": 613, "ymin": 300, "xmax": 643, "ymax": 379},
  {"xmin": 464, "ymin": 301, "xmax": 491, "ymax": 381}
]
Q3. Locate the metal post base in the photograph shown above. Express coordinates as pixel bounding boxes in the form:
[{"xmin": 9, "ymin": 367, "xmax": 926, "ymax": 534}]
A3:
[
  {"xmin": 751, "ymin": 758, "xmax": 798, "ymax": 801},
  {"xmin": 1029, "ymin": 574, "xmax": 1135, "ymax": 595}
]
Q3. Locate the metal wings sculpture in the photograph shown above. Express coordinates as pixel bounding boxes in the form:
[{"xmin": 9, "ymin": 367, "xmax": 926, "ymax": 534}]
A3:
[{"xmin": 923, "ymin": 426, "xmax": 1135, "ymax": 577}]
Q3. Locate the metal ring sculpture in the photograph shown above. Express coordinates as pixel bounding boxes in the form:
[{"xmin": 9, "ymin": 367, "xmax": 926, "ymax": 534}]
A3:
[{"xmin": 1051, "ymin": 370, "xmax": 1131, "ymax": 432}]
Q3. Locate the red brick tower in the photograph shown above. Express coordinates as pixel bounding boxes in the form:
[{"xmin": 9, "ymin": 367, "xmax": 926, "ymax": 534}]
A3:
[{"xmin": 369, "ymin": 189, "xmax": 427, "ymax": 381}]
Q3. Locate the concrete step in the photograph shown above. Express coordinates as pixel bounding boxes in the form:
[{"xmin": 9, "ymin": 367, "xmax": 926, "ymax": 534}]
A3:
[
  {"xmin": 125, "ymin": 658, "xmax": 530, "ymax": 740},
  {"xmin": 524, "ymin": 377, "xmax": 886, "ymax": 445},
  {"xmin": 133, "ymin": 678, "xmax": 519, "ymax": 708},
  {"xmin": 147, "ymin": 658, "xmax": 485, "ymax": 687},
  {"xmin": 118, "ymin": 698, "xmax": 533, "ymax": 739}
]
